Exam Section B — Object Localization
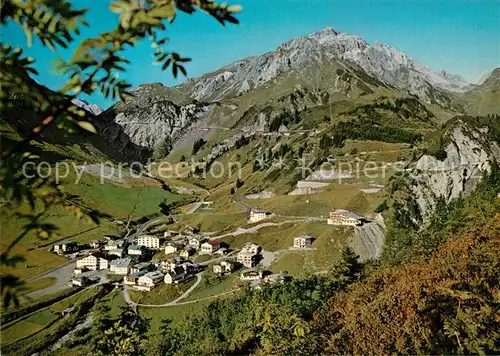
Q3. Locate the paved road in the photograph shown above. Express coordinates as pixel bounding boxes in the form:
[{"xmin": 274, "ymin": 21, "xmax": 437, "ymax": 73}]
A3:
[
  {"xmin": 186, "ymin": 202, "xmax": 204, "ymax": 214},
  {"xmin": 24, "ymin": 262, "xmax": 76, "ymax": 299},
  {"xmin": 123, "ymin": 283, "xmax": 241, "ymax": 308}
]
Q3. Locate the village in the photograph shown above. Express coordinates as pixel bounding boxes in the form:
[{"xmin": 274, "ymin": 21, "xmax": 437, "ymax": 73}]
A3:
[{"xmin": 50, "ymin": 208, "xmax": 366, "ymax": 299}]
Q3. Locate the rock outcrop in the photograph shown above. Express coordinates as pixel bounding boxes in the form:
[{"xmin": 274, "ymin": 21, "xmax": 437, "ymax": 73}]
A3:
[
  {"xmin": 408, "ymin": 118, "xmax": 500, "ymax": 221},
  {"xmin": 352, "ymin": 214, "xmax": 386, "ymax": 261}
]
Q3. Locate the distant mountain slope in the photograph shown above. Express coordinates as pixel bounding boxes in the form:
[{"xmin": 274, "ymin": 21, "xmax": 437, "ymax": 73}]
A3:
[
  {"xmin": 459, "ymin": 68, "xmax": 500, "ymax": 115},
  {"xmin": 0, "ymin": 80, "xmax": 148, "ymax": 163}
]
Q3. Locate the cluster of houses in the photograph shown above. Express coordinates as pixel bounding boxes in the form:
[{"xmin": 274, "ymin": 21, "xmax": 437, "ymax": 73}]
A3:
[{"xmin": 61, "ymin": 206, "xmax": 365, "ymax": 292}]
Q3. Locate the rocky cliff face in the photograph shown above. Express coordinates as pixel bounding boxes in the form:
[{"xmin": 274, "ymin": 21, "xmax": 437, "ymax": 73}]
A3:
[
  {"xmin": 352, "ymin": 214, "xmax": 386, "ymax": 261},
  {"xmin": 407, "ymin": 118, "xmax": 500, "ymax": 221}
]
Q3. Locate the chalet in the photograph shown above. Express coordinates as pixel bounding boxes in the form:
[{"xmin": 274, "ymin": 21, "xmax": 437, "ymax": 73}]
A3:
[
  {"xmin": 138, "ymin": 271, "xmax": 164, "ymax": 287},
  {"xmin": 213, "ymin": 260, "xmax": 234, "ymax": 275},
  {"xmin": 89, "ymin": 240, "xmax": 104, "ymax": 249},
  {"xmin": 130, "ymin": 262, "xmax": 152, "ymax": 274},
  {"xmin": 107, "ymin": 248, "xmax": 125, "ymax": 258},
  {"xmin": 104, "ymin": 239, "xmax": 125, "ymax": 251},
  {"xmin": 236, "ymin": 251, "xmax": 258, "ymax": 268},
  {"xmin": 263, "ymin": 273, "xmax": 285, "ymax": 285},
  {"xmin": 249, "ymin": 210, "xmax": 270, "ymax": 223},
  {"xmin": 187, "ymin": 236, "xmax": 204, "ymax": 250},
  {"xmin": 160, "ymin": 259, "xmax": 177, "ymax": 273},
  {"xmin": 215, "ymin": 247, "xmax": 229, "ymax": 256},
  {"xmin": 164, "ymin": 243, "xmax": 178, "ymax": 255},
  {"xmin": 293, "ymin": 235, "xmax": 314, "ymax": 249},
  {"xmin": 241, "ymin": 242, "xmax": 260, "ymax": 254},
  {"xmin": 327, "ymin": 209, "xmax": 363, "ymax": 226},
  {"xmin": 53, "ymin": 240, "xmax": 78, "ymax": 255},
  {"xmin": 124, "ymin": 271, "xmax": 147, "ymax": 285},
  {"xmin": 180, "ymin": 247, "xmax": 195, "ymax": 259},
  {"xmin": 109, "ymin": 257, "xmax": 132, "ymax": 275},
  {"xmin": 240, "ymin": 269, "xmax": 263, "ymax": 281},
  {"xmin": 200, "ymin": 240, "xmax": 221, "ymax": 255},
  {"xmin": 127, "ymin": 244, "xmax": 145, "ymax": 256},
  {"xmin": 137, "ymin": 235, "xmax": 161, "ymax": 249},
  {"xmin": 164, "ymin": 266, "xmax": 186, "ymax": 284},
  {"xmin": 76, "ymin": 254, "xmax": 110, "ymax": 270},
  {"xmin": 71, "ymin": 275, "xmax": 94, "ymax": 287}
]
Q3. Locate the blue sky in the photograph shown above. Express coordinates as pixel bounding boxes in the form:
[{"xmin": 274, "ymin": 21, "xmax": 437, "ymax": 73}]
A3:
[{"xmin": 4, "ymin": 0, "xmax": 499, "ymax": 108}]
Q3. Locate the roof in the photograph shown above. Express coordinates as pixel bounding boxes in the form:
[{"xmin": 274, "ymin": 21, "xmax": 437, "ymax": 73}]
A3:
[
  {"xmin": 110, "ymin": 257, "xmax": 132, "ymax": 268},
  {"xmin": 241, "ymin": 269, "xmax": 261, "ymax": 276},
  {"xmin": 294, "ymin": 235, "xmax": 314, "ymax": 240},
  {"xmin": 238, "ymin": 251, "xmax": 256, "ymax": 257},
  {"xmin": 54, "ymin": 239, "xmax": 75, "ymax": 246},
  {"xmin": 144, "ymin": 271, "xmax": 164, "ymax": 278},
  {"xmin": 331, "ymin": 209, "xmax": 364, "ymax": 220},
  {"xmin": 129, "ymin": 270, "xmax": 147, "ymax": 278},
  {"xmin": 128, "ymin": 244, "xmax": 143, "ymax": 250},
  {"xmin": 251, "ymin": 210, "xmax": 268, "ymax": 214},
  {"xmin": 133, "ymin": 262, "xmax": 151, "ymax": 268},
  {"xmin": 208, "ymin": 240, "xmax": 220, "ymax": 245},
  {"xmin": 244, "ymin": 241, "xmax": 259, "ymax": 247}
]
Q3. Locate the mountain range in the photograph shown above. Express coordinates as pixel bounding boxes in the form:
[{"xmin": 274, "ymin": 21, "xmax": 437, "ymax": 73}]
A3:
[{"xmin": 90, "ymin": 27, "xmax": 498, "ymax": 161}]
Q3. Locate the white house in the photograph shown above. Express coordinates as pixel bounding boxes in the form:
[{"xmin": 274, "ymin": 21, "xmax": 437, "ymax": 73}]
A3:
[
  {"xmin": 293, "ymin": 235, "xmax": 314, "ymax": 249},
  {"xmin": 249, "ymin": 210, "xmax": 269, "ymax": 223},
  {"xmin": 109, "ymin": 257, "xmax": 132, "ymax": 275},
  {"xmin": 89, "ymin": 240, "xmax": 104, "ymax": 249},
  {"xmin": 137, "ymin": 235, "xmax": 161, "ymax": 249},
  {"xmin": 240, "ymin": 269, "xmax": 263, "ymax": 281},
  {"xmin": 200, "ymin": 240, "xmax": 221, "ymax": 255},
  {"xmin": 76, "ymin": 254, "xmax": 109, "ymax": 271},
  {"xmin": 104, "ymin": 239, "xmax": 125, "ymax": 251},
  {"xmin": 236, "ymin": 251, "xmax": 258, "ymax": 268},
  {"xmin": 127, "ymin": 244, "xmax": 145, "ymax": 256},
  {"xmin": 107, "ymin": 248, "xmax": 125, "ymax": 258},
  {"xmin": 138, "ymin": 271, "xmax": 164, "ymax": 287},
  {"xmin": 327, "ymin": 209, "xmax": 363, "ymax": 226},
  {"xmin": 130, "ymin": 262, "xmax": 152, "ymax": 274},
  {"xmin": 164, "ymin": 266, "xmax": 186, "ymax": 284},
  {"xmin": 53, "ymin": 240, "xmax": 78, "ymax": 255},
  {"xmin": 179, "ymin": 247, "xmax": 195, "ymax": 259},
  {"xmin": 164, "ymin": 244, "xmax": 178, "ymax": 255},
  {"xmin": 241, "ymin": 242, "xmax": 260, "ymax": 254},
  {"xmin": 187, "ymin": 236, "xmax": 204, "ymax": 250},
  {"xmin": 213, "ymin": 260, "xmax": 233, "ymax": 274},
  {"xmin": 124, "ymin": 270, "xmax": 146, "ymax": 285}
]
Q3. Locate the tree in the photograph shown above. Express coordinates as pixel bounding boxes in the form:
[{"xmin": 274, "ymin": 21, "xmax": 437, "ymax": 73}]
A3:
[
  {"xmin": 192, "ymin": 138, "xmax": 207, "ymax": 155},
  {"xmin": 94, "ymin": 306, "xmax": 149, "ymax": 356},
  {"xmin": 329, "ymin": 247, "xmax": 363, "ymax": 286},
  {"xmin": 0, "ymin": 0, "xmax": 241, "ymax": 308}
]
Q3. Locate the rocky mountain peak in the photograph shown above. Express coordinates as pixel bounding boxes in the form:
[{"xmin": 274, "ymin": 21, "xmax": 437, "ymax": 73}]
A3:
[{"xmin": 72, "ymin": 98, "xmax": 102, "ymax": 116}]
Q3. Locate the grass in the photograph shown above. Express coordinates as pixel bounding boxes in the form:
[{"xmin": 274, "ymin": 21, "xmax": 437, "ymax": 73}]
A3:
[
  {"xmin": 171, "ymin": 212, "xmax": 248, "ymax": 234},
  {"xmin": 128, "ymin": 279, "xmax": 196, "ymax": 305},
  {"xmin": 1, "ymin": 309, "xmax": 60, "ymax": 347},
  {"xmin": 138, "ymin": 300, "xmax": 211, "ymax": 332},
  {"xmin": 19, "ymin": 277, "xmax": 57, "ymax": 297},
  {"xmin": 96, "ymin": 290, "xmax": 127, "ymax": 318},
  {"xmin": 0, "ymin": 202, "xmax": 118, "ymax": 280},
  {"xmin": 185, "ymin": 273, "xmax": 241, "ymax": 301},
  {"xmin": 68, "ymin": 173, "xmax": 188, "ymax": 219},
  {"xmin": 245, "ymin": 184, "xmax": 382, "ymax": 218}
]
